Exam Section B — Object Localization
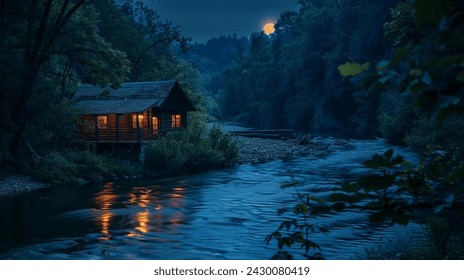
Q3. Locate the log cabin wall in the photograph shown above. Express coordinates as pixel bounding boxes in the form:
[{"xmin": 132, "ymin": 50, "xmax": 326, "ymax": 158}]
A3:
[{"xmin": 77, "ymin": 111, "xmax": 159, "ymax": 143}]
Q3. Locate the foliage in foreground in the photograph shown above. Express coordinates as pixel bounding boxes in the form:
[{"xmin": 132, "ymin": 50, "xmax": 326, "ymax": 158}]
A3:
[
  {"xmin": 266, "ymin": 181, "xmax": 330, "ymax": 260},
  {"xmin": 144, "ymin": 122, "xmax": 239, "ymax": 175},
  {"xmin": 340, "ymin": 0, "xmax": 464, "ymax": 154},
  {"xmin": 366, "ymin": 216, "xmax": 464, "ymax": 260},
  {"xmin": 308, "ymin": 0, "xmax": 464, "ymax": 259},
  {"xmin": 270, "ymin": 148, "xmax": 464, "ymax": 259},
  {"xmin": 329, "ymin": 149, "xmax": 463, "ymax": 223}
]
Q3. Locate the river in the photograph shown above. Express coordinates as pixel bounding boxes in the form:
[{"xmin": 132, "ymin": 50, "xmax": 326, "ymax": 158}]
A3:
[{"xmin": 0, "ymin": 139, "xmax": 424, "ymax": 260}]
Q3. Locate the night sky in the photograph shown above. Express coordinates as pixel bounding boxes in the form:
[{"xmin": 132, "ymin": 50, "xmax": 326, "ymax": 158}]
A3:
[{"xmin": 146, "ymin": 0, "xmax": 300, "ymax": 42}]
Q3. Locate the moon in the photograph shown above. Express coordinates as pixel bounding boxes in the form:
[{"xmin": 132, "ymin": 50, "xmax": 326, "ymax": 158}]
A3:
[{"xmin": 263, "ymin": 22, "xmax": 275, "ymax": 35}]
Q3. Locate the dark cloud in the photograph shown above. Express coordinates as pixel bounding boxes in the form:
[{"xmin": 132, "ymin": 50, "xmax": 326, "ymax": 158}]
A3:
[{"xmin": 145, "ymin": 0, "xmax": 299, "ymax": 42}]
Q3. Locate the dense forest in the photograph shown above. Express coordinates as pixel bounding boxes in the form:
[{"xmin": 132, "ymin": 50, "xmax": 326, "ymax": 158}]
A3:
[
  {"xmin": 183, "ymin": 0, "xmax": 464, "ymax": 171},
  {"xmin": 186, "ymin": 0, "xmax": 400, "ymax": 136},
  {"xmin": 187, "ymin": 0, "xmax": 463, "ymax": 144}
]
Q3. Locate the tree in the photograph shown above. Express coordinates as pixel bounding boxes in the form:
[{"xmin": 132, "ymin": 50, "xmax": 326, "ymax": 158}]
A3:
[
  {"xmin": 334, "ymin": 0, "xmax": 464, "ymax": 258},
  {"xmin": 92, "ymin": 0, "xmax": 191, "ymax": 81},
  {"xmin": 214, "ymin": 0, "xmax": 398, "ymax": 135},
  {"xmin": 0, "ymin": 0, "xmax": 129, "ymax": 167}
]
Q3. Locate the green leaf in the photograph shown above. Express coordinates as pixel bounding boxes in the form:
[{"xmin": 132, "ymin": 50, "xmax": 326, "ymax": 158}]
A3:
[
  {"xmin": 409, "ymin": 68, "xmax": 422, "ymax": 77},
  {"xmin": 449, "ymin": 162, "xmax": 464, "ymax": 185},
  {"xmin": 331, "ymin": 202, "xmax": 346, "ymax": 211},
  {"xmin": 363, "ymin": 154, "xmax": 385, "ymax": 169},
  {"xmin": 363, "ymin": 150, "xmax": 404, "ymax": 169},
  {"xmin": 271, "ymin": 251, "xmax": 293, "ymax": 260},
  {"xmin": 294, "ymin": 203, "xmax": 309, "ymax": 214},
  {"xmin": 341, "ymin": 181, "xmax": 361, "ymax": 193},
  {"xmin": 369, "ymin": 211, "xmax": 387, "ymax": 224},
  {"xmin": 415, "ymin": 0, "xmax": 453, "ymax": 26},
  {"xmin": 436, "ymin": 104, "xmax": 461, "ymax": 123},
  {"xmin": 376, "ymin": 60, "xmax": 389, "ymax": 72},
  {"xmin": 281, "ymin": 181, "xmax": 300, "ymax": 189},
  {"xmin": 434, "ymin": 204, "xmax": 446, "ymax": 214},
  {"xmin": 278, "ymin": 237, "xmax": 293, "ymax": 249},
  {"xmin": 292, "ymin": 232, "xmax": 305, "ymax": 243},
  {"xmin": 365, "ymin": 200, "xmax": 384, "ymax": 209},
  {"xmin": 384, "ymin": 149, "xmax": 394, "ymax": 160},
  {"xmin": 390, "ymin": 212, "xmax": 413, "ymax": 226},
  {"xmin": 390, "ymin": 47, "xmax": 409, "ymax": 66},
  {"xmin": 338, "ymin": 62, "xmax": 370, "ymax": 77},
  {"xmin": 431, "ymin": 94, "xmax": 461, "ymax": 120},
  {"xmin": 378, "ymin": 70, "xmax": 397, "ymax": 84},
  {"xmin": 278, "ymin": 219, "xmax": 298, "ymax": 231},
  {"xmin": 408, "ymin": 79, "xmax": 428, "ymax": 93},
  {"xmin": 421, "ymin": 73, "xmax": 432, "ymax": 85},
  {"xmin": 307, "ymin": 195, "xmax": 324, "ymax": 204},
  {"xmin": 458, "ymin": 71, "xmax": 464, "ymax": 82},
  {"xmin": 328, "ymin": 192, "xmax": 362, "ymax": 204},
  {"xmin": 431, "ymin": 55, "xmax": 464, "ymax": 66},
  {"xmin": 304, "ymin": 240, "xmax": 321, "ymax": 252},
  {"xmin": 362, "ymin": 73, "xmax": 382, "ymax": 89},
  {"xmin": 390, "ymin": 155, "xmax": 405, "ymax": 166}
]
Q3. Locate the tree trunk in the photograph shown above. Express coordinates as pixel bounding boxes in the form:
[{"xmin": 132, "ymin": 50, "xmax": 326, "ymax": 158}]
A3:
[
  {"xmin": 8, "ymin": 64, "xmax": 40, "ymax": 161},
  {"xmin": 5, "ymin": 0, "xmax": 85, "ymax": 163}
]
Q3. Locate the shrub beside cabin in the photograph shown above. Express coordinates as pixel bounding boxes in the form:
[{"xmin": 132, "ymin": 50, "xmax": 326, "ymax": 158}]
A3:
[{"xmin": 74, "ymin": 81, "xmax": 196, "ymax": 144}]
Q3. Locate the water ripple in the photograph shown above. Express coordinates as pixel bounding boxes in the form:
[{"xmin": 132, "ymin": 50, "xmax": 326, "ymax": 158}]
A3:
[{"xmin": 0, "ymin": 139, "xmax": 423, "ymax": 260}]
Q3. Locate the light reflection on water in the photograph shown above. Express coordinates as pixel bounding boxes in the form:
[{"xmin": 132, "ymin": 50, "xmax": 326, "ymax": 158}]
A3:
[
  {"xmin": 94, "ymin": 183, "xmax": 117, "ymax": 240},
  {"xmin": 0, "ymin": 139, "xmax": 425, "ymax": 260}
]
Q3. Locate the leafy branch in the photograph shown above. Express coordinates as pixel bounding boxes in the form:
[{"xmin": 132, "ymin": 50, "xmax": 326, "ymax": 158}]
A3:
[{"xmin": 265, "ymin": 180, "xmax": 329, "ymax": 260}]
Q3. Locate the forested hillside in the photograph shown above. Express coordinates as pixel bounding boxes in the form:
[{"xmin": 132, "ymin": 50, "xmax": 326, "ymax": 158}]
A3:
[
  {"xmin": 186, "ymin": 0, "xmax": 463, "ymax": 158},
  {"xmin": 187, "ymin": 0, "xmax": 398, "ymax": 136}
]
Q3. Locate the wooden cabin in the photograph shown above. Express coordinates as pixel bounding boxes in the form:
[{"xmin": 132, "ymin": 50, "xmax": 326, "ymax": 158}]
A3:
[{"xmin": 73, "ymin": 81, "xmax": 196, "ymax": 143}]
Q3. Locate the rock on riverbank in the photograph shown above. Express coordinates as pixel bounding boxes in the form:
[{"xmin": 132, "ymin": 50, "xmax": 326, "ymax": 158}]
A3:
[
  {"xmin": 0, "ymin": 175, "xmax": 48, "ymax": 198},
  {"xmin": 234, "ymin": 136, "xmax": 348, "ymax": 164},
  {"xmin": 212, "ymin": 123, "xmax": 349, "ymax": 164}
]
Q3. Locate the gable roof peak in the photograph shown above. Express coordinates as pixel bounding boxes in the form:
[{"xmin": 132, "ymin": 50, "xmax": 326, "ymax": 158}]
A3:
[{"xmin": 73, "ymin": 80, "xmax": 194, "ymax": 115}]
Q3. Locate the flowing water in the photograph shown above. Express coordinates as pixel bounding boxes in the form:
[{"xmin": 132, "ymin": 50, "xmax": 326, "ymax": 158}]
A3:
[{"xmin": 0, "ymin": 139, "xmax": 425, "ymax": 260}]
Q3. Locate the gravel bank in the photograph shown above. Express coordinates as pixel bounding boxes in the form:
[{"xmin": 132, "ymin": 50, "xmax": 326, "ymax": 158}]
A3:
[
  {"xmin": 213, "ymin": 123, "xmax": 349, "ymax": 164},
  {"xmin": 234, "ymin": 136, "xmax": 348, "ymax": 164},
  {"xmin": 0, "ymin": 175, "xmax": 48, "ymax": 198}
]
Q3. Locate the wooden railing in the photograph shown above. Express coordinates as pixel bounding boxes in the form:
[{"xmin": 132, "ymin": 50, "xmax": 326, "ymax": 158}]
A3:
[{"xmin": 79, "ymin": 128, "xmax": 163, "ymax": 143}]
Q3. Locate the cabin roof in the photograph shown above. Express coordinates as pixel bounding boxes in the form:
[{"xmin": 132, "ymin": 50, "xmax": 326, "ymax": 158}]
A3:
[{"xmin": 73, "ymin": 81, "xmax": 195, "ymax": 115}]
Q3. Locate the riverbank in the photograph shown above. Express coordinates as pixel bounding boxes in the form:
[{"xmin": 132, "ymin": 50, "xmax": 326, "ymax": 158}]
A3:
[
  {"xmin": 0, "ymin": 175, "xmax": 48, "ymax": 197},
  {"xmin": 0, "ymin": 133, "xmax": 347, "ymax": 198},
  {"xmin": 214, "ymin": 123, "xmax": 349, "ymax": 164},
  {"xmin": 234, "ymin": 136, "xmax": 348, "ymax": 164}
]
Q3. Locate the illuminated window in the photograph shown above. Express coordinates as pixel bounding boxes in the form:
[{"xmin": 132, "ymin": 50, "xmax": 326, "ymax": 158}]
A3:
[
  {"xmin": 97, "ymin": 115, "xmax": 108, "ymax": 129},
  {"xmin": 152, "ymin": 116, "xmax": 159, "ymax": 134},
  {"xmin": 171, "ymin": 114, "xmax": 181, "ymax": 128},
  {"xmin": 132, "ymin": 114, "xmax": 144, "ymax": 128}
]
